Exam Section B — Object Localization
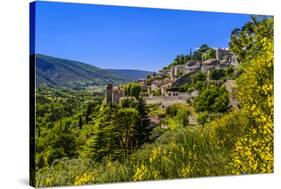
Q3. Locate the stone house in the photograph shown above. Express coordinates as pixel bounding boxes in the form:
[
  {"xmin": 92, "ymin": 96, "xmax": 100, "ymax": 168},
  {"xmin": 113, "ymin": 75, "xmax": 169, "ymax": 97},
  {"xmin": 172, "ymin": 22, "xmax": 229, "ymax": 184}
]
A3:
[
  {"xmin": 160, "ymin": 83, "xmax": 172, "ymax": 96},
  {"xmin": 216, "ymin": 48, "xmax": 231, "ymax": 61},
  {"xmin": 105, "ymin": 84, "xmax": 125, "ymax": 104}
]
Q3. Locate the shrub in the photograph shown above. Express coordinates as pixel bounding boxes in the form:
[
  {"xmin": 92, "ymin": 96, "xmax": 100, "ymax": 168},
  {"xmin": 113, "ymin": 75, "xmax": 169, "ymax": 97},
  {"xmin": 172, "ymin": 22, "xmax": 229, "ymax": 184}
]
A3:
[
  {"xmin": 197, "ymin": 111, "xmax": 208, "ymax": 125},
  {"xmin": 194, "ymin": 86, "xmax": 229, "ymax": 113},
  {"xmin": 119, "ymin": 97, "xmax": 137, "ymax": 108},
  {"xmin": 165, "ymin": 103, "xmax": 190, "ymax": 128},
  {"xmin": 225, "ymin": 66, "xmax": 234, "ymax": 77},
  {"xmin": 210, "ymin": 68, "xmax": 225, "ymax": 80}
]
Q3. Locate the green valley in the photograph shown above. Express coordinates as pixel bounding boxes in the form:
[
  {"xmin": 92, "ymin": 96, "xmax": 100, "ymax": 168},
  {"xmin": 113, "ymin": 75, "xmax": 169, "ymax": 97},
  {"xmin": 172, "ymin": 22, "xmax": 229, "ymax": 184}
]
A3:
[{"xmin": 36, "ymin": 54, "xmax": 152, "ymax": 90}]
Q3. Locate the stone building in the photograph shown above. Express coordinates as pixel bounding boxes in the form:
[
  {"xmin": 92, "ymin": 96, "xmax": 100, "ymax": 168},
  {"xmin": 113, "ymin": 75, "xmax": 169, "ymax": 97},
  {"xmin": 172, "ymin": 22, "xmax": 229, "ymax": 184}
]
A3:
[
  {"xmin": 106, "ymin": 84, "xmax": 125, "ymax": 104},
  {"xmin": 201, "ymin": 59, "xmax": 219, "ymax": 72},
  {"xmin": 216, "ymin": 48, "xmax": 231, "ymax": 61},
  {"xmin": 169, "ymin": 61, "xmax": 202, "ymax": 81},
  {"xmin": 160, "ymin": 83, "xmax": 172, "ymax": 96},
  {"xmin": 185, "ymin": 61, "xmax": 201, "ymax": 73},
  {"xmin": 170, "ymin": 66, "xmax": 178, "ymax": 81},
  {"xmin": 105, "ymin": 84, "xmax": 113, "ymax": 104},
  {"xmin": 144, "ymin": 89, "xmax": 199, "ymax": 108}
]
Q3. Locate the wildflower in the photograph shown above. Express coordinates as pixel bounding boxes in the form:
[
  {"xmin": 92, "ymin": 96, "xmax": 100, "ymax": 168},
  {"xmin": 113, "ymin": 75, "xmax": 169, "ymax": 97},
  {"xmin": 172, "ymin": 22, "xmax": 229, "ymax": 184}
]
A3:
[
  {"xmin": 74, "ymin": 173, "xmax": 94, "ymax": 185},
  {"xmin": 149, "ymin": 147, "xmax": 161, "ymax": 163},
  {"xmin": 132, "ymin": 165, "xmax": 148, "ymax": 181}
]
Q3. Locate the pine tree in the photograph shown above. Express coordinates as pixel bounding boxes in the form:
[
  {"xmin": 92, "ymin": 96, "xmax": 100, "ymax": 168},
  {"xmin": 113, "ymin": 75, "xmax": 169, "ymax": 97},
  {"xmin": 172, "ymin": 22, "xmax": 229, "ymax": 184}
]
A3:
[
  {"xmin": 81, "ymin": 104, "xmax": 123, "ymax": 161},
  {"xmin": 133, "ymin": 98, "xmax": 152, "ymax": 148},
  {"xmin": 117, "ymin": 108, "xmax": 138, "ymax": 158}
]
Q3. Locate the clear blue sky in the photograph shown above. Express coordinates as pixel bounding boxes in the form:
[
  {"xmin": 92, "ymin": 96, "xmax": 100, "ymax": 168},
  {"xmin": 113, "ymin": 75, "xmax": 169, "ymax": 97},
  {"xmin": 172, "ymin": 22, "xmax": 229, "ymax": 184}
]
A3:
[{"xmin": 34, "ymin": 1, "xmax": 251, "ymax": 71}]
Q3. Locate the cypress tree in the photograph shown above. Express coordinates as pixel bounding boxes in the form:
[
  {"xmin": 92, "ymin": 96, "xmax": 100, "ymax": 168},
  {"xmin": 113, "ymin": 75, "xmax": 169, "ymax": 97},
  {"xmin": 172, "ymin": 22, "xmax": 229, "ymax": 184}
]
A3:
[{"xmin": 79, "ymin": 115, "xmax": 82, "ymax": 129}]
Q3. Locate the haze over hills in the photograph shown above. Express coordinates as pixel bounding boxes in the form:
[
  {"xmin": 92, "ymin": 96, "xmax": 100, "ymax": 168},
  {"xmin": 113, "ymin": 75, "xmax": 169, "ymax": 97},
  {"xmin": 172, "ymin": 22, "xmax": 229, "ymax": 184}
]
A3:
[
  {"xmin": 105, "ymin": 69, "xmax": 153, "ymax": 81},
  {"xmin": 35, "ymin": 54, "xmax": 152, "ymax": 89}
]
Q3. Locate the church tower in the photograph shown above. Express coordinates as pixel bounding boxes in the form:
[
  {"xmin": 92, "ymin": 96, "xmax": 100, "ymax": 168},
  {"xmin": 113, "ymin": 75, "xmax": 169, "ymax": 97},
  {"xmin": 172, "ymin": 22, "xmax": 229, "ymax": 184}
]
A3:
[{"xmin": 106, "ymin": 84, "xmax": 113, "ymax": 104}]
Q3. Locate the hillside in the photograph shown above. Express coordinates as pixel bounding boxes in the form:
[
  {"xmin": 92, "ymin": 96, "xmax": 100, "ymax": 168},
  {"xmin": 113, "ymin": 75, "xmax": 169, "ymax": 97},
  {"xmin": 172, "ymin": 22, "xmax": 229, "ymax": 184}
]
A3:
[
  {"xmin": 35, "ymin": 54, "xmax": 151, "ymax": 89},
  {"xmin": 105, "ymin": 69, "xmax": 152, "ymax": 81}
]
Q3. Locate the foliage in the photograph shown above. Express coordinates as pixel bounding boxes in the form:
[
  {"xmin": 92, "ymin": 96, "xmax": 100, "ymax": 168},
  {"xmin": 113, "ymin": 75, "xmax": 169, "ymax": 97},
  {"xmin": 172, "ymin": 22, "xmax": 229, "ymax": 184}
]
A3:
[
  {"xmin": 133, "ymin": 98, "xmax": 153, "ymax": 147},
  {"xmin": 210, "ymin": 68, "xmax": 225, "ymax": 80},
  {"xmin": 202, "ymin": 48, "xmax": 216, "ymax": 61},
  {"xmin": 179, "ymin": 71, "xmax": 207, "ymax": 92},
  {"xmin": 35, "ymin": 87, "xmax": 151, "ymax": 169},
  {"xmin": 124, "ymin": 83, "xmax": 142, "ymax": 98},
  {"xmin": 229, "ymin": 16, "xmax": 274, "ymax": 174},
  {"xmin": 81, "ymin": 104, "xmax": 124, "ymax": 161},
  {"xmin": 168, "ymin": 54, "xmax": 191, "ymax": 68},
  {"xmin": 192, "ymin": 44, "xmax": 216, "ymax": 61},
  {"xmin": 194, "ymin": 86, "xmax": 229, "ymax": 113},
  {"xmin": 192, "ymin": 71, "xmax": 207, "ymax": 90},
  {"xmin": 147, "ymin": 104, "xmax": 166, "ymax": 118},
  {"xmin": 229, "ymin": 16, "xmax": 273, "ymax": 64},
  {"xmin": 197, "ymin": 111, "xmax": 208, "ymax": 125},
  {"xmin": 225, "ymin": 66, "xmax": 235, "ymax": 77},
  {"xmin": 35, "ymin": 88, "xmax": 103, "ymax": 169},
  {"xmin": 192, "ymin": 71, "xmax": 207, "ymax": 83},
  {"xmin": 164, "ymin": 103, "xmax": 190, "ymax": 129},
  {"xmin": 36, "ymin": 125, "xmax": 230, "ymax": 186},
  {"xmin": 152, "ymin": 88, "xmax": 161, "ymax": 96},
  {"xmin": 117, "ymin": 108, "xmax": 138, "ymax": 158},
  {"xmin": 119, "ymin": 97, "xmax": 138, "ymax": 108}
]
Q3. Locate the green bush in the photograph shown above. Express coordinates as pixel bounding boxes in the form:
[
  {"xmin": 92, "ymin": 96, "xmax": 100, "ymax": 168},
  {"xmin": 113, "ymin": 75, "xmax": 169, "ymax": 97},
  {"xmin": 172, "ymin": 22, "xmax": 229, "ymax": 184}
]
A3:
[
  {"xmin": 197, "ymin": 111, "xmax": 208, "ymax": 125},
  {"xmin": 210, "ymin": 68, "xmax": 225, "ymax": 80},
  {"xmin": 194, "ymin": 86, "xmax": 229, "ymax": 113},
  {"xmin": 165, "ymin": 103, "xmax": 190, "ymax": 128},
  {"xmin": 225, "ymin": 66, "xmax": 234, "ymax": 77}
]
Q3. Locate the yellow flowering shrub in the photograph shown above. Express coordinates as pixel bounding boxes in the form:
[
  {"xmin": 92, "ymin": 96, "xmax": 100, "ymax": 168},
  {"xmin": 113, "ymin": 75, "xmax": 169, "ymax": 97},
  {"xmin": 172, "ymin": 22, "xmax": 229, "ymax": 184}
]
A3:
[
  {"xmin": 230, "ymin": 30, "xmax": 273, "ymax": 174},
  {"xmin": 74, "ymin": 173, "xmax": 94, "ymax": 185},
  {"xmin": 180, "ymin": 164, "xmax": 191, "ymax": 177},
  {"xmin": 149, "ymin": 147, "xmax": 162, "ymax": 163},
  {"xmin": 132, "ymin": 165, "xmax": 149, "ymax": 181}
]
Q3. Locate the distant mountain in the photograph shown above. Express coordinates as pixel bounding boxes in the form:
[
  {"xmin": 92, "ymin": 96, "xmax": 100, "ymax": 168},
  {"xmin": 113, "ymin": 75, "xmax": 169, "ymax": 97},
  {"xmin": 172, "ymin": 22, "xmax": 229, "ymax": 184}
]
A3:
[
  {"xmin": 105, "ymin": 69, "xmax": 152, "ymax": 81},
  {"xmin": 35, "ymin": 54, "xmax": 151, "ymax": 89}
]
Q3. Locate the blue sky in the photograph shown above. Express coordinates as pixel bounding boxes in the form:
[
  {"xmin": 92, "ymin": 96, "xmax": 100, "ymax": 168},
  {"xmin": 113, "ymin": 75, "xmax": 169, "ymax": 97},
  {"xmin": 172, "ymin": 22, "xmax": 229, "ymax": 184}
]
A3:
[{"xmin": 34, "ymin": 1, "xmax": 251, "ymax": 71}]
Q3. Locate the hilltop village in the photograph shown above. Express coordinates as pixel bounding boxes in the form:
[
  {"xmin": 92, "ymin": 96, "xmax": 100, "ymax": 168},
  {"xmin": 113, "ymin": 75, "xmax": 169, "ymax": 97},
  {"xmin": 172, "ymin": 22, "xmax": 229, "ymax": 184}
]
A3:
[{"xmin": 105, "ymin": 47, "xmax": 239, "ymax": 110}]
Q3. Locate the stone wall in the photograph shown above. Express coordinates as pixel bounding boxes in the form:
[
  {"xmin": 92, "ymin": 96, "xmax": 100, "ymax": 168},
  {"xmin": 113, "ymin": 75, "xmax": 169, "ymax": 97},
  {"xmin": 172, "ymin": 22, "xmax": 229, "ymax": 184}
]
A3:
[
  {"xmin": 112, "ymin": 89, "xmax": 125, "ymax": 104},
  {"xmin": 144, "ymin": 96, "xmax": 189, "ymax": 107}
]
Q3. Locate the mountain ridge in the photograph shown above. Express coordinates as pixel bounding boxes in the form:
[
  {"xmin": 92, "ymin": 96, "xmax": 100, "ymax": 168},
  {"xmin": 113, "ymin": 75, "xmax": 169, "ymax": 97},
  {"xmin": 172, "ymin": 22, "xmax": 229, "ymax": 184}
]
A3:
[{"xmin": 35, "ymin": 54, "xmax": 152, "ymax": 89}]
